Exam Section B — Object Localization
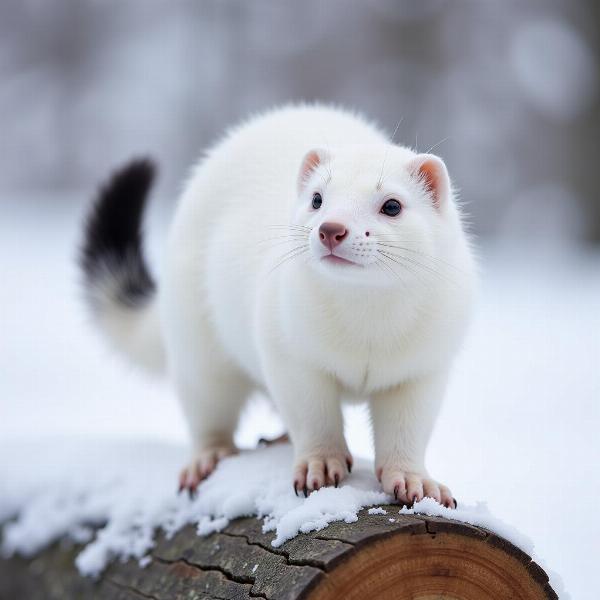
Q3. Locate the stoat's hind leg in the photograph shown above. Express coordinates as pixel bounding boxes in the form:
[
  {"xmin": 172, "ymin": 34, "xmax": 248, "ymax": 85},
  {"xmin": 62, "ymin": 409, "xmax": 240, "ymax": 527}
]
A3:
[
  {"xmin": 172, "ymin": 351, "xmax": 251, "ymax": 495},
  {"xmin": 162, "ymin": 279, "xmax": 252, "ymax": 496}
]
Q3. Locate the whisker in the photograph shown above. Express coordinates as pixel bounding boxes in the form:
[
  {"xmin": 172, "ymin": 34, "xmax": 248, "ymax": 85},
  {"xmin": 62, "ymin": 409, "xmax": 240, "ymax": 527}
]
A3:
[
  {"xmin": 375, "ymin": 257, "xmax": 408, "ymax": 290},
  {"xmin": 378, "ymin": 248, "xmax": 445, "ymax": 279},
  {"xmin": 377, "ymin": 249, "xmax": 456, "ymax": 287},
  {"xmin": 389, "ymin": 118, "xmax": 403, "ymax": 145},
  {"xmin": 260, "ymin": 237, "xmax": 309, "ymax": 249},
  {"xmin": 377, "ymin": 117, "xmax": 404, "ymax": 190},
  {"xmin": 377, "ymin": 250, "xmax": 439, "ymax": 292},
  {"xmin": 268, "ymin": 245, "xmax": 310, "ymax": 275},
  {"xmin": 378, "ymin": 250, "xmax": 425, "ymax": 280},
  {"xmin": 370, "ymin": 235, "xmax": 464, "ymax": 263},
  {"xmin": 425, "ymin": 136, "xmax": 449, "ymax": 155},
  {"xmin": 258, "ymin": 234, "xmax": 309, "ymax": 246},
  {"xmin": 374, "ymin": 243, "xmax": 465, "ymax": 274},
  {"xmin": 267, "ymin": 224, "xmax": 312, "ymax": 232},
  {"xmin": 369, "ymin": 233, "xmax": 425, "ymax": 238},
  {"xmin": 369, "ymin": 236, "xmax": 429, "ymax": 243},
  {"xmin": 273, "ymin": 243, "xmax": 309, "ymax": 260},
  {"xmin": 375, "ymin": 256, "xmax": 398, "ymax": 279},
  {"xmin": 260, "ymin": 232, "xmax": 309, "ymax": 239}
]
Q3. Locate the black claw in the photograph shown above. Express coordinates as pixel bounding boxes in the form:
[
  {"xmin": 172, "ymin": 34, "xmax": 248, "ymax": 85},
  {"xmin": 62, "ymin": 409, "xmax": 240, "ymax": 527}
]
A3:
[
  {"xmin": 293, "ymin": 483, "xmax": 298, "ymax": 497},
  {"xmin": 346, "ymin": 459, "xmax": 352, "ymax": 473},
  {"xmin": 394, "ymin": 485, "xmax": 399, "ymax": 501},
  {"xmin": 177, "ymin": 483, "xmax": 184, "ymax": 495},
  {"xmin": 453, "ymin": 497, "xmax": 458, "ymax": 509},
  {"xmin": 334, "ymin": 474, "xmax": 339, "ymax": 488},
  {"xmin": 303, "ymin": 485, "xmax": 308, "ymax": 498}
]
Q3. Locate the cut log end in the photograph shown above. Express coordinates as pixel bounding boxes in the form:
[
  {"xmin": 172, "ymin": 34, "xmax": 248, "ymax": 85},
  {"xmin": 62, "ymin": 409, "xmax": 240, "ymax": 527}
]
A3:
[
  {"xmin": 309, "ymin": 516, "xmax": 555, "ymax": 600},
  {"xmin": 0, "ymin": 506, "xmax": 558, "ymax": 600}
]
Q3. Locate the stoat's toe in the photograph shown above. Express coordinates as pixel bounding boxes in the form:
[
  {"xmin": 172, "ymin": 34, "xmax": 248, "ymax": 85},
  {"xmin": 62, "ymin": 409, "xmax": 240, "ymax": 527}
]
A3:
[
  {"xmin": 377, "ymin": 465, "xmax": 455, "ymax": 509},
  {"xmin": 178, "ymin": 444, "xmax": 237, "ymax": 496},
  {"xmin": 293, "ymin": 449, "xmax": 353, "ymax": 496}
]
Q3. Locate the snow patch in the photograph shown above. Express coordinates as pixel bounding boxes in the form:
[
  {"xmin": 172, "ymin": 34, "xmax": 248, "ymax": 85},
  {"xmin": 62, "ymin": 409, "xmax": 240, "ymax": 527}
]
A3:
[
  {"xmin": 0, "ymin": 440, "xmax": 389, "ymax": 576},
  {"xmin": 138, "ymin": 555, "xmax": 151, "ymax": 568},
  {"xmin": 401, "ymin": 497, "xmax": 533, "ymax": 554},
  {"xmin": 367, "ymin": 507, "xmax": 387, "ymax": 515},
  {"xmin": 0, "ymin": 438, "xmax": 566, "ymax": 599}
]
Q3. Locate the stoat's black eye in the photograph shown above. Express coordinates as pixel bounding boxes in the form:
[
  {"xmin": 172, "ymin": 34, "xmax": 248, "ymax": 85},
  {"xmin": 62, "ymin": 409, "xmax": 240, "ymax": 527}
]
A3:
[
  {"xmin": 380, "ymin": 199, "xmax": 402, "ymax": 217},
  {"xmin": 312, "ymin": 192, "xmax": 322, "ymax": 209}
]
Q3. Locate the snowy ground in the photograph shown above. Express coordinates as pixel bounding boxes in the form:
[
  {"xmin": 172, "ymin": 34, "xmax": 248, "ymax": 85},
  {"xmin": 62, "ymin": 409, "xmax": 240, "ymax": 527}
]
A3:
[{"xmin": 1, "ymin": 196, "xmax": 599, "ymax": 598}]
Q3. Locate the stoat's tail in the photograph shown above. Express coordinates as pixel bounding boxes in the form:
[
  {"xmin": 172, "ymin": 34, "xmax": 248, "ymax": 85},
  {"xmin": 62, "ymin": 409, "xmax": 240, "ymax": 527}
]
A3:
[{"xmin": 80, "ymin": 159, "xmax": 165, "ymax": 373}]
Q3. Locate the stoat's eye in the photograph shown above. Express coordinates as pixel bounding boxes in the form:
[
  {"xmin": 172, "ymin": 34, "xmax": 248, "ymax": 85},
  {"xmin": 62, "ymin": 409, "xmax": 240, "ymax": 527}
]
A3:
[
  {"xmin": 312, "ymin": 192, "xmax": 323, "ymax": 209},
  {"xmin": 380, "ymin": 198, "xmax": 402, "ymax": 217}
]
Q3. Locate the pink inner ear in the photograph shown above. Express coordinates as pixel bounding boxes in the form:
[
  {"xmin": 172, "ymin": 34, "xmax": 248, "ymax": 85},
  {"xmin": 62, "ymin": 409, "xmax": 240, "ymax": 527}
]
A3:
[
  {"xmin": 298, "ymin": 149, "xmax": 324, "ymax": 193},
  {"xmin": 420, "ymin": 162, "xmax": 439, "ymax": 196},
  {"xmin": 411, "ymin": 154, "xmax": 449, "ymax": 209}
]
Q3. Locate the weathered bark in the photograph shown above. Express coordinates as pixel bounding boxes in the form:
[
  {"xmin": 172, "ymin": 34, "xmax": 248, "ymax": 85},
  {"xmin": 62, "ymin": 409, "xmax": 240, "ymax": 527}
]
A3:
[{"xmin": 0, "ymin": 506, "xmax": 558, "ymax": 600}]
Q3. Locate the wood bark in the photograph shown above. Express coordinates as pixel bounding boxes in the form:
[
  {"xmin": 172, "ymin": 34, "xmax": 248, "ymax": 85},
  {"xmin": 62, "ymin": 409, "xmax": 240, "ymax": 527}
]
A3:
[{"xmin": 0, "ymin": 505, "xmax": 558, "ymax": 599}]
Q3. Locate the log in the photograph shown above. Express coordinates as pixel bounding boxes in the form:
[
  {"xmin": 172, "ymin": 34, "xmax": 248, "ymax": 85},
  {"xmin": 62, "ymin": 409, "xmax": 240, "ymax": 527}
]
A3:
[{"xmin": 0, "ymin": 505, "xmax": 558, "ymax": 600}]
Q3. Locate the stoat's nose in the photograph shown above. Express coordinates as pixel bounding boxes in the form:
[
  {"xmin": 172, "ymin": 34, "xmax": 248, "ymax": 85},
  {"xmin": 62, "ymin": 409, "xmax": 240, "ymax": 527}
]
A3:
[{"xmin": 319, "ymin": 222, "xmax": 348, "ymax": 250}]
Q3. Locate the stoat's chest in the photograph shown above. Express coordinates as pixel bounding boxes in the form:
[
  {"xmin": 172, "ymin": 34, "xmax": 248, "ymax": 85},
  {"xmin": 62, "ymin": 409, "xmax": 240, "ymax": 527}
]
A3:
[{"xmin": 278, "ymin": 290, "xmax": 438, "ymax": 394}]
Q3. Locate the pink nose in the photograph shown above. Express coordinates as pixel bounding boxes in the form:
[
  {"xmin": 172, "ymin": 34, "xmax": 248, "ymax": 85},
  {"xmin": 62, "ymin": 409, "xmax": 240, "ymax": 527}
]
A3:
[{"xmin": 319, "ymin": 222, "xmax": 348, "ymax": 250}]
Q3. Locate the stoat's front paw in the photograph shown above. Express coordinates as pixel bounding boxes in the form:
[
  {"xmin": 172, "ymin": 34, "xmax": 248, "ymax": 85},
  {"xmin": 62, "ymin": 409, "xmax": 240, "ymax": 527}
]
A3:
[
  {"xmin": 376, "ymin": 464, "xmax": 455, "ymax": 508},
  {"xmin": 178, "ymin": 444, "xmax": 237, "ymax": 497},
  {"xmin": 293, "ymin": 448, "xmax": 353, "ymax": 497}
]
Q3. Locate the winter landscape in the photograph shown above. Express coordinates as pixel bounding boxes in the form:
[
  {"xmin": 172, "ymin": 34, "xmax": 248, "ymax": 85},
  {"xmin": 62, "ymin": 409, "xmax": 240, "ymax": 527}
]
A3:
[
  {"xmin": 1, "ymin": 198, "xmax": 598, "ymax": 598},
  {"xmin": 1, "ymin": 2, "xmax": 599, "ymax": 598}
]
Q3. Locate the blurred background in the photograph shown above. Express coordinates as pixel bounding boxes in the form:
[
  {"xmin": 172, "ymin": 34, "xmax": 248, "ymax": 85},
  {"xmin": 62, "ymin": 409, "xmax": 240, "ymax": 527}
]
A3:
[
  {"xmin": 1, "ymin": 2, "xmax": 599, "ymax": 598},
  {"xmin": 1, "ymin": 0, "xmax": 599, "ymax": 241}
]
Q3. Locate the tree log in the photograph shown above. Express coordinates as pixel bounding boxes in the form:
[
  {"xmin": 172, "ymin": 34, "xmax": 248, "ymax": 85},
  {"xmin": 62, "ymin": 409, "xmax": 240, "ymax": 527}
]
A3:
[{"xmin": 0, "ymin": 505, "xmax": 558, "ymax": 599}]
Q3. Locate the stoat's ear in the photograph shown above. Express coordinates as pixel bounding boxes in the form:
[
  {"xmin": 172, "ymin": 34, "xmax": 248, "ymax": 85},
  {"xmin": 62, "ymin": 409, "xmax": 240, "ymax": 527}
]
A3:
[
  {"xmin": 297, "ymin": 148, "xmax": 328, "ymax": 193},
  {"xmin": 408, "ymin": 154, "xmax": 450, "ymax": 210}
]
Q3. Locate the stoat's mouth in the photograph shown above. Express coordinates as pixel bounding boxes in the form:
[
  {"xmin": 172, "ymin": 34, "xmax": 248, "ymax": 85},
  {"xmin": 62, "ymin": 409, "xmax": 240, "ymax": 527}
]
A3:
[{"xmin": 321, "ymin": 254, "xmax": 358, "ymax": 266}]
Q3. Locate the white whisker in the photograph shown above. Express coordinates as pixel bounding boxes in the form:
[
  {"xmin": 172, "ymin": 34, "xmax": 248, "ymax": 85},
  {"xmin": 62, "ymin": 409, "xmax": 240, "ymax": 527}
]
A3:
[
  {"xmin": 425, "ymin": 136, "xmax": 449, "ymax": 155},
  {"xmin": 377, "ymin": 117, "xmax": 404, "ymax": 190},
  {"xmin": 268, "ymin": 245, "xmax": 310, "ymax": 276}
]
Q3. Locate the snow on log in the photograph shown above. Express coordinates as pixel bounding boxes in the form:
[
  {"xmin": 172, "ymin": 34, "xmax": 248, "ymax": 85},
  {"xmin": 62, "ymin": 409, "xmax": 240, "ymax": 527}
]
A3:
[{"xmin": 0, "ymin": 505, "xmax": 558, "ymax": 600}]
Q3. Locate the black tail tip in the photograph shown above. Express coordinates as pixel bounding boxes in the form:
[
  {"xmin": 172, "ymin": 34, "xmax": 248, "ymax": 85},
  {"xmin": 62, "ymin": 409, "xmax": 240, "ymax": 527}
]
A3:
[
  {"xmin": 80, "ymin": 157, "xmax": 157, "ymax": 306},
  {"xmin": 115, "ymin": 157, "xmax": 156, "ymax": 190}
]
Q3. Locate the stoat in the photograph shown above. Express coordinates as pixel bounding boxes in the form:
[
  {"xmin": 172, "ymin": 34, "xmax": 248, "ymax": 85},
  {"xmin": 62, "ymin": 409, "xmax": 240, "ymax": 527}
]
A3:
[{"xmin": 80, "ymin": 105, "xmax": 476, "ymax": 506}]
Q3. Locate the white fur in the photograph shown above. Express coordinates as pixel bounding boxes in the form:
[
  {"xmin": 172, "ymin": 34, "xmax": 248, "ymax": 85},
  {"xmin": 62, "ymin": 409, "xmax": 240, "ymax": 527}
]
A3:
[
  {"xmin": 112, "ymin": 105, "xmax": 477, "ymax": 500},
  {"xmin": 86, "ymin": 258, "xmax": 165, "ymax": 373}
]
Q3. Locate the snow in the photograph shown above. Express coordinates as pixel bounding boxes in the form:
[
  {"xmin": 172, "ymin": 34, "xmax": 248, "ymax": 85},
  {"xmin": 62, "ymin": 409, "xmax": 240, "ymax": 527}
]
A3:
[
  {"xmin": 1, "ymin": 200, "xmax": 598, "ymax": 598},
  {"xmin": 401, "ymin": 497, "xmax": 532, "ymax": 554},
  {"xmin": 138, "ymin": 555, "xmax": 152, "ymax": 568},
  {"xmin": 0, "ymin": 440, "xmax": 382, "ymax": 574},
  {"xmin": 367, "ymin": 507, "xmax": 387, "ymax": 515},
  {"xmin": 0, "ymin": 440, "xmax": 566, "ymax": 598}
]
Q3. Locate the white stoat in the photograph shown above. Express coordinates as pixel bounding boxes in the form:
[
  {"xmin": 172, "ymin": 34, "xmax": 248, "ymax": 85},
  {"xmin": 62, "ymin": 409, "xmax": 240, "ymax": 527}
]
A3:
[{"xmin": 80, "ymin": 105, "xmax": 476, "ymax": 505}]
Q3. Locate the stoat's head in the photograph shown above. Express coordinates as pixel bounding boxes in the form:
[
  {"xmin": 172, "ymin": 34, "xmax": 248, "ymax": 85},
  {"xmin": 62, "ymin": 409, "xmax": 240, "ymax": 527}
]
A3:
[{"xmin": 290, "ymin": 144, "xmax": 464, "ymax": 288}]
